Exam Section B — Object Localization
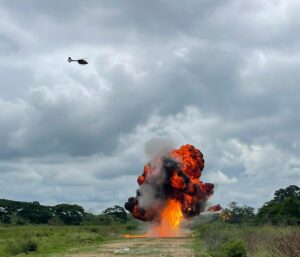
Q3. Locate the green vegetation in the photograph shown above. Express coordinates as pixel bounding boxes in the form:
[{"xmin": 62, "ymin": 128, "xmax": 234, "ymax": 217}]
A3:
[
  {"xmin": 0, "ymin": 200, "xmax": 85, "ymax": 225},
  {"xmin": 221, "ymin": 185, "xmax": 300, "ymax": 225},
  {"xmin": 256, "ymin": 185, "xmax": 300, "ymax": 225},
  {"xmin": 103, "ymin": 205, "xmax": 128, "ymax": 221},
  {"xmin": 192, "ymin": 185, "xmax": 300, "ymax": 257},
  {"xmin": 221, "ymin": 240, "xmax": 247, "ymax": 257},
  {"xmin": 0, "ymin": 220, "xmax": 139, "ymax": 257},
  {"xmin": 192, "ymin": 222, "xmax": 299, "ymax": 257},
  {"xmin": 223, "ymin": 202, "xmax": 255, "ymax": 224},
  {"xmin": 0, "ymin": 185, "xmax": 299, "ymax": 257},
  {"xmin": 5, "ymin": 239, "xmax": 38, "ymax": 255},
  {"xmin": 0, "ymin": 199, "xmax": 129, "ymax": 226},
  {"xmin": 0, "ymin": 202, "xmax": 139, "ymax": 256}
]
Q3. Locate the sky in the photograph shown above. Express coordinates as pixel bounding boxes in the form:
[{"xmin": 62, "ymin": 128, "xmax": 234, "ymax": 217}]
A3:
[{"xmin": 0, "ymin": 0, "xmax": 299, "ymax": 213}]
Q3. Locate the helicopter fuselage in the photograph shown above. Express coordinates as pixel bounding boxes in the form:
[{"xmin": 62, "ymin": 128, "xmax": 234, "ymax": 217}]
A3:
[{"xmin": 68, "ymin": 57, "xmax": 88, "ymax": 65}]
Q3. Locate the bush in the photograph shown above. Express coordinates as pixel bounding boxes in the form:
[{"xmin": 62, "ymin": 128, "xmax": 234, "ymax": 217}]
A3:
[
  {"xmin": 126, "ymin": 224, "xmax": 138, "ymax": 231},
  {"xmin": 5, "ymin": 239, "xmax": 38, "ymax": 255},
  {"xmin": 221, "ymin": 240, "xmax": 247, "ymax": 257},
  {"xmin": 22, "ymin": 240, "xmax": 38, "ymax": 252},
  {"xmin": 87, "ymin": 227, "xmax": 99, "ymax": 233}
]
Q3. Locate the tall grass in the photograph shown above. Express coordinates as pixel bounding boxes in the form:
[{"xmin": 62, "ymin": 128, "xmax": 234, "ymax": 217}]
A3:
[
  {"xmin": 192, "ymin": 221, "xmax": 300, "ymax": 257},
  {"xmin": 0, "ymin": 222, "xmax": 138, "ymax": 256}
]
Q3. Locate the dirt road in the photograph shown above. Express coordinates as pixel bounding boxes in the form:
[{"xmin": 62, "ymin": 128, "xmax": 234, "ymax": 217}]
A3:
[{"xmin": 67, "ymin": 237, "xmax": 194, "ymax": 257}]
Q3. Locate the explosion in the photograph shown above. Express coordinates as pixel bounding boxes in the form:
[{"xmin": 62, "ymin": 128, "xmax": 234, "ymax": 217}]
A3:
[{"xmin": 125, "ymin": 144, "xmax": 220, "ymax": 237}]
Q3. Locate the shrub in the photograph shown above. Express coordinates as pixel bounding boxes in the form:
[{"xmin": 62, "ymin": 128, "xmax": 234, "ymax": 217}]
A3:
[
  {"xmin": 221, "ymin": 240, "xmax": 247, "ymax": 257},
  {"xmin": 5, "ymin": 239, "xmax": 38, "ymax": 255},
  {"xmin": 126, "ymin": 224, "xmax": 138, "ymax": 231},
  {"xmin": 22, "ymin": 240, "xmax": 38, "ymax": 253},
  {"xmin": 88, "ymin": 227, "xmax": 99, "ymax": 233}
]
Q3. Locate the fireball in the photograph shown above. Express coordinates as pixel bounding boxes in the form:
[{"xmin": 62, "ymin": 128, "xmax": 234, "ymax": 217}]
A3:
[{"xmin": 125, "ymin": 144, "xmax": 218, "ymax": 237}]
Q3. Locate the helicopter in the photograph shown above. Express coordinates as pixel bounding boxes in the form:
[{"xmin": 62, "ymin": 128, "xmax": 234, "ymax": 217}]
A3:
[{"xmin": 68, "ymin": 57, "xmax": 88, "ymax": 65}]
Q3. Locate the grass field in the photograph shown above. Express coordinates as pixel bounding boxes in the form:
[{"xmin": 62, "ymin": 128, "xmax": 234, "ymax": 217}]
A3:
[
  {"xmin": 0, "ymin": 223, "xmax": 138, "ymax": 257},
  {"xmin": 0, "ymin": 222, "xmax": 299, "ymax": 257}
]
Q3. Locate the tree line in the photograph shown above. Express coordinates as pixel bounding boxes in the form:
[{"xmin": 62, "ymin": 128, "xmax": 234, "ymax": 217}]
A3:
[
  {"xmin": 0, "ymin": 185, "xmax": 299, "ymax": 225},
  {"xmin": 222, "ymin": 185, "xmax": 299, "ymax": 225},
  {"xmin": 0, "ymin": 199, "xmax": 128, "ymax": 225}
]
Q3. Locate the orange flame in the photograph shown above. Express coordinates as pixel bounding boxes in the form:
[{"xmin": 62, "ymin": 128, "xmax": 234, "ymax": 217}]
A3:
[
  {"xmin": 219, "ymin": 210, "xmax": 231, "ymax": 221},
  {"xmin": 151, "ymin": 200, "xmax": 183, "ymax": 237},
  {"xmin": 124, "ymin": 200, "xmax": 183, "ymax": 238}
]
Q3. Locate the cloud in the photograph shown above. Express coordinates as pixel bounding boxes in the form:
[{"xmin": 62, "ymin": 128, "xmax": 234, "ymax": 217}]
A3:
[
  {"xmin": 0, "ymin": 0, "xmax": 299, "ymax": 211},
  {"xmin": 206, "ymin": 170, "xmax": 238, "ymax": 185}
]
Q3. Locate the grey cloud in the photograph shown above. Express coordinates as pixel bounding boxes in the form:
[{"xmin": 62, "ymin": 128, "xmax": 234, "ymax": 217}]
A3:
[{"xmin": 0, "ymin": 0, "xmax": 299, "ymax": 211}]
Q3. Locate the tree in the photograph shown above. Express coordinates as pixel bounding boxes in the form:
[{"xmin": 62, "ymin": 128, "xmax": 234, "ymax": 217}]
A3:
[
  {"xmin": 54, "ymin": 204, "xmax": 85, "ymax": 225},
  {"xmin": 0, "ymin": 199, "xmax": 88, "ymax": 225},
  {"xmin": 0, "ymin": 207, "xmax": 9, "ymax": 223},
  {"xmin": 274, "ymin": 185, "xmax": 300, "ymax": 202},
  {"xmin": 225, "ymin": 202, "xmax": 255, "ymax": 224},
  {"xmin": 257, "ymin": 185, "xmax": 300, "ymax": 225},
  {"xmin": 103, "ymin": 205, "xmax": 127, "ymax": 221},
  {"xmin": 18, "ymin": 205, "xmax": 53, "ymax": 224}
]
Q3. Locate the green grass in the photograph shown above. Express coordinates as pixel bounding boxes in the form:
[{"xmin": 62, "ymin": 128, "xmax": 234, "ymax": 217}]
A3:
[
  {"xmin": 0, "ymin": 222, "xmax": 138, "ymax": 257},
  {"xmin": 191, "ymin": 221, "xmax": 300, "ymax": 257},
  {"xmin": 2, "ymin": 221, "xmax": 299, "ymax": 257}
]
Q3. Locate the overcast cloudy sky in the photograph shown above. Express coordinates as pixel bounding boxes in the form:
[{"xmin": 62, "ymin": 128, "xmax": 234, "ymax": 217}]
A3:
[{"xmin": 0, "ymin": 0, "xmax": 299, "ymax": 213}]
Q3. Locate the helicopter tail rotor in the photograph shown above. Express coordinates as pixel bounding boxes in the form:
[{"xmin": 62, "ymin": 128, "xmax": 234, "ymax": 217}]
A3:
[{"xmin": 68, "ymin": 57, "xmax": 72, "ymax": 62}]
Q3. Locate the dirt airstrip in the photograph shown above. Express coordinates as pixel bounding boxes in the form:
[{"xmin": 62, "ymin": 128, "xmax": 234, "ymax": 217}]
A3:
[{"xmin": 66, "ymin": 237, "xmax": 194, "ymax": 257}]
